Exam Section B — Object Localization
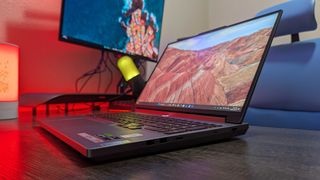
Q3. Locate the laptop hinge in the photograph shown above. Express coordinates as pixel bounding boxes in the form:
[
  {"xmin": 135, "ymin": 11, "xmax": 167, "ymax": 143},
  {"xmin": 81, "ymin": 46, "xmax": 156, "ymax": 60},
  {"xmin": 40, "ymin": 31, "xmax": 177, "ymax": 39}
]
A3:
[
  {"xmin": 291, "ymin": 33, "xmax": 300, "ymax": 43},
  {"xmin": 225, "ymin": 114, "xmax": 242, "ymax": 124}
]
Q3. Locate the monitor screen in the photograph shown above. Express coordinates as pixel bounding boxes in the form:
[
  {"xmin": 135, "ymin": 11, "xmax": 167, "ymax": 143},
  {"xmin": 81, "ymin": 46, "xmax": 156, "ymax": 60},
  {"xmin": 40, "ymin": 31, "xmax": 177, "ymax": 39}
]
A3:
[
  {"xmin": 59, "ymin": 0, "xmax": 165, "ymax": 61},
  {"xmin": 137, "ymin": 13, "xmax": 279, "ymax": 112}
]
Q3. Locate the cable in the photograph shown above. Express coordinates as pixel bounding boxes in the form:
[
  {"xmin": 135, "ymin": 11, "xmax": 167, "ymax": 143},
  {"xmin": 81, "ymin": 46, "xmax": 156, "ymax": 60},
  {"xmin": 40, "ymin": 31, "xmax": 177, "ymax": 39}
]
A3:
[
  {"xmin": 97, "ymin": 70, "xmax": 102, "ymax": 92},
  {"xmin": 108, "ymin": 52, "xmax": 119, "ymax": 71},
  {"xmin": 108, "ymin": 52, "xmax": 124, "ymax": 93},
  {"xmin": 103, "ymin": 56, "xmax": 113, "ymax": 93},
  {"xmin": 74, "ymin": 50, "xmax": 143, "ymax": 95},
  {"xmin": 78, "ymin": 74, "xmax": 95, "ymax": 93},
  {"xmin": 75, "ymin": 50, "xmax": 109, "ymax": 93},
  {"xmin": 140, "ymin": 62, "xmax": 146, "ymax": 77}
]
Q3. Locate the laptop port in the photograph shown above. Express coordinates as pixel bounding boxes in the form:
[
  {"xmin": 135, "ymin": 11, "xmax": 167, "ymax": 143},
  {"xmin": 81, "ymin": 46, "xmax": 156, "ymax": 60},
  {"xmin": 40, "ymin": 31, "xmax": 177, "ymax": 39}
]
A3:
[
  {"xmin": 146, "ymin": 140, "xmax": 155, "ymax": 145},
  {"xmin": 175, "ymin": 136, "xmax": 183, "ymax": 140},
  {"xmin": 159, "ymin": 138, "xmax": 167, "ymax": 143}
]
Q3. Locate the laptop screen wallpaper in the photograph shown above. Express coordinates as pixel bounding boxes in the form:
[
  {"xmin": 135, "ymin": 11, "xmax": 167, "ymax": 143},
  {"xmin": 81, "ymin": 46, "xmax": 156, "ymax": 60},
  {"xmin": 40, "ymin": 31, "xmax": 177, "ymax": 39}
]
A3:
[{"xmin": 137, "ymin": 14, "xmax": 278, "ymax": 112}]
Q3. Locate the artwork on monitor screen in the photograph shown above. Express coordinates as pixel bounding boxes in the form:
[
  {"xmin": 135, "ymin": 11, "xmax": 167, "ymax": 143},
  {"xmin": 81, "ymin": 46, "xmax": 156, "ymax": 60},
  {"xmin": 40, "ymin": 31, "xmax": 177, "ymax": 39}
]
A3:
[
  {"xmin": 60, "ymin": 0, "xmax": 165, "ymax": 61},
  {"xmin": 138, "ymin": 14, "xmax": 277, "ymax": 111}
]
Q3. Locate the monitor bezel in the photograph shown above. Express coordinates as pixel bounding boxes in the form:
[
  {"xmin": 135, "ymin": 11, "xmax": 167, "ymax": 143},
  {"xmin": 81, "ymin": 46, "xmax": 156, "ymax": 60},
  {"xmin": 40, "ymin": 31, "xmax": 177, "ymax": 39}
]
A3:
[
  {"xmin": 136, "ymin": 11, "xmax": 283, "ymax": 124},
  {"xmin": 58, "ymin": 0, "xmax": 166, "ymax": 62}
]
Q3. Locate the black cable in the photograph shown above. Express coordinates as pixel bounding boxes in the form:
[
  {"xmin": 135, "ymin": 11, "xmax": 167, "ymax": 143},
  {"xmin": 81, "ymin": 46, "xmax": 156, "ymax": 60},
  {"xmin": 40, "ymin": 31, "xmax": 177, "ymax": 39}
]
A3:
[
  {"xmin": 108, "ymin": 52, "xmax": 119, "ymax": 71},
  {"xmin": 75, "ymin": 50, "xmax": 107, "ymax": 93},
  {"xmin": 97, "ymin": 52, "xmax": 105, "ymax": 93},
  {"xmin": 103, "ymin": 57, "xmax": 113, "ymax": 93},
  {"xmin": 117, "ymin": 78, "xmax": 121, "ymax": 93},
  {"xmin": 97, "ymin": 68, "xmax": 102, "ymax": 92},
  {"xmin": 78, "ymin": 74, "xmax": 95, "ymax": 93},
  {"xmin": 75, "ymin": 70, "xmax": 97, "ymax": 93},
  {"xmin": 140, "ymin": 63, "xmax": 146, "ymax": 77},
  {"xmin": 74, "ymin": 51, "xmax": 139, "ymax": 96},
  {"xmin": 134, "ymin": 58, "xmax": 147, "ymax": 78},
  {"xmin": 71, "ymin": 50, "xmax": 137, "ymax": 112}
]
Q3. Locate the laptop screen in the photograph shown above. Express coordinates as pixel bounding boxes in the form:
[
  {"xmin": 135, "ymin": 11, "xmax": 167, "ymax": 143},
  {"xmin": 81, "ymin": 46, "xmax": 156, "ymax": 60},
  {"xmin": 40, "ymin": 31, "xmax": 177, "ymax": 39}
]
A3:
[{"xmin": 137, "ymin": 13, "xmax": 279, "ymax": 113}]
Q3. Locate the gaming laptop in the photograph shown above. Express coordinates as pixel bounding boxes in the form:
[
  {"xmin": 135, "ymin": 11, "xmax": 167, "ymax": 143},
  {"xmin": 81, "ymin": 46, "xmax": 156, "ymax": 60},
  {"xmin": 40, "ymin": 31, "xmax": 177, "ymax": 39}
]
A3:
[{"xmin": 39, "ymin": 11, "xmax": 282, "ymax": 160}]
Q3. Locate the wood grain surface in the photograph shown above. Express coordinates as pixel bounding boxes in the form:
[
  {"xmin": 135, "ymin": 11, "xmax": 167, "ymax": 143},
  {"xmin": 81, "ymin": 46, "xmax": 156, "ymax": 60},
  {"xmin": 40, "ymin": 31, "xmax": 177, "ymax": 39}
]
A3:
[{"xmin": 1, "ymin": 111, "xmax": 320, "ymax": 180}]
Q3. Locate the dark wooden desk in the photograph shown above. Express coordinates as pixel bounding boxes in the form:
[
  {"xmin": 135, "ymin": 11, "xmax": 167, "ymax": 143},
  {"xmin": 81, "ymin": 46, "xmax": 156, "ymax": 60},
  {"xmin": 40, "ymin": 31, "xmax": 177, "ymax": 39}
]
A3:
[{"xmin": 1, "ymin": 111, "xmax": 319, "ymax": 180}]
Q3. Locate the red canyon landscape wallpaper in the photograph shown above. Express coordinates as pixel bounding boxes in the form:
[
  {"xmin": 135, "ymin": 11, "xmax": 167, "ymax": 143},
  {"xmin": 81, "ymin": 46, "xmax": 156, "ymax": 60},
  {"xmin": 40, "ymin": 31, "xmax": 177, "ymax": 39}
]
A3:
[
  {"xmin": 138, "ymin": 28, "xmax": 272, "ymax": 107},
  {"xmin": 138, "ymin": 14, "xmax": 277, "ymax": 108}
]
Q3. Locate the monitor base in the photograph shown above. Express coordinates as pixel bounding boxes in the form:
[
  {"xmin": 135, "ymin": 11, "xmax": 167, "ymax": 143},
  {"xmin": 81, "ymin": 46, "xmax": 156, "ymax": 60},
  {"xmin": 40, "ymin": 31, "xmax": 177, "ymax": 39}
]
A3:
[{"xmin": 20, "ymin": 93, "xmax": 135, "ymax": 116}]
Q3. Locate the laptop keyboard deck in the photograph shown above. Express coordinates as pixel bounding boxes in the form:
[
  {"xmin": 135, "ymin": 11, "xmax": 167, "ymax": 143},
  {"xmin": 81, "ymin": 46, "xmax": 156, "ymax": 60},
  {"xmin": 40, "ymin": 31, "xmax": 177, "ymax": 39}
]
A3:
[{"xmin": 93, "ymin": 112, "xmax": 221, "ymax": 135}]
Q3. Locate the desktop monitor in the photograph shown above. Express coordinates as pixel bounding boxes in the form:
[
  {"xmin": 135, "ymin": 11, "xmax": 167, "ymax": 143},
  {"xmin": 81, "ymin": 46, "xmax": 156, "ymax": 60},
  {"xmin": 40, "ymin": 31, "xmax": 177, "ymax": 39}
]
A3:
[{"xmin": 59, "ymin": 0, "xmax": 165, "ymax": 62}]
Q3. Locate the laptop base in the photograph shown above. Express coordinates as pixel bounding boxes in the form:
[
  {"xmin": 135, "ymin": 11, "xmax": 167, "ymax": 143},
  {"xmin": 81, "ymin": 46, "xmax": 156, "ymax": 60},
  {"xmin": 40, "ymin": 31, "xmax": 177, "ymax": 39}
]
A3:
[{"xmin": 39, "ymin": 117, "xmax": 248, "ymax": 161}]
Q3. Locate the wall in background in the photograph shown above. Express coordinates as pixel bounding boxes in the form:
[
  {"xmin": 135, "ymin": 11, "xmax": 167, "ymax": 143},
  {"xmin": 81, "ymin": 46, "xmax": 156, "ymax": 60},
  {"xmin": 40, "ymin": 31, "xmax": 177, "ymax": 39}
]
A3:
[
  {"xmin": 146, "ymin": 0, "xmax": 209, "ymax": 78},
  {"xmin": 0, "ymin": 0, "xmax": 122, "ymax": 94},
  {"xmin": 0, "ymin": 0, "xmax": 210, "ymax": 95},
  {"xmin": 159, "ymin": 0, "xmax": 209, "ymax": 53},
  {"xmin": 146, "ymin": 0, "xmax": 320, "ymax": 78},
  {"xmin": 208, "ymin": 0, "xmax": 320, "ymax": 45},
  {"xmin": 1, "ymin": 0, "xmax": 319, "ymax": 94}
]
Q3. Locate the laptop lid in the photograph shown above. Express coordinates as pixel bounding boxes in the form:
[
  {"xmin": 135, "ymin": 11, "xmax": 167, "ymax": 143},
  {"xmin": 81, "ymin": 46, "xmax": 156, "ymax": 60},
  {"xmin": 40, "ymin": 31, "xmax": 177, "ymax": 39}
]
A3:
[{"xmin": 136, "ymin": 11, "xmax": 282, "ymax": 124}]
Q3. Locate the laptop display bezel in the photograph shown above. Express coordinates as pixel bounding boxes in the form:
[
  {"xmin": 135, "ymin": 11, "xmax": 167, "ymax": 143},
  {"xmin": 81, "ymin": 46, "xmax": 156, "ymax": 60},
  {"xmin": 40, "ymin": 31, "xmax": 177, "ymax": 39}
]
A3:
[{"xmin": 136, "ymin": 11, "xmax": 283, "ymax": 124}]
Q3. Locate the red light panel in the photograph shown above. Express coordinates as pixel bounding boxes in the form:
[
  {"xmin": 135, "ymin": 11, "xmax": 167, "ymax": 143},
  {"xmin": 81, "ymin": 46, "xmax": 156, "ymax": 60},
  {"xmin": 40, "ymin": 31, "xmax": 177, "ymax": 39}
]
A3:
[{"xmin": 0, "ymin": 43, "xmax": 19, "ymax": 102}]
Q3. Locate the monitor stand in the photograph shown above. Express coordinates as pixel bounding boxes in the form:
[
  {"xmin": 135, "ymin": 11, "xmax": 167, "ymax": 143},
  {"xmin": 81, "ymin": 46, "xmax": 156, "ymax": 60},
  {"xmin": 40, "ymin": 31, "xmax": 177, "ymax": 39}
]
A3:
[
  {"xmin": 20, "ymin": 93, "xmax": 135, "ymax": 116},
  {"xmin": 20, "ymin": 51, "xmax": 145, "ymax": 116}
]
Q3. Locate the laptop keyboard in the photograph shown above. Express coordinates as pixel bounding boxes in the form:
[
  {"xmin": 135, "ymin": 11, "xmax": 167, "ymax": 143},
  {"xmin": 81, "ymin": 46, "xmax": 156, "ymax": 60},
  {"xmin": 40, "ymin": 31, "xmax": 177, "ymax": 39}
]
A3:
[{"xmin": 93, "ymin": 112, "xmax": 221, "ymax": 135}]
